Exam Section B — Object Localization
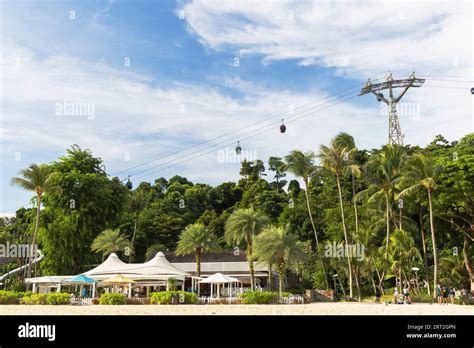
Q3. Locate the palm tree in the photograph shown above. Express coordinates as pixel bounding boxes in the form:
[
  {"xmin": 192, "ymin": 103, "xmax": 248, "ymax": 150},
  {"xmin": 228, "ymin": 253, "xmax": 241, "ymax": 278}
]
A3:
[
  {"xmin": 176, "ymin": 223, "xmax": 221, "ymax": 277},
  {"xmin": 225, "ymin": 208, "xmax": 268, "ymax": 290},
  {"xmin": 319, "ymin": 138, "xmax": 360, "ymax": 299},
  {"xmin": 399, "ymin": 152, "xmax": 442, "ymax": 298},
  {"xmin": 11, "ymin": 164, "xmax": 61, "ymax": 280},
  {"xmin": 387, "ymin": 229, "xmax": 421, "ymax": 293},
  {"xmin": 91, "ymin": 228, "xmax": 131, "ymax": 260},
  {"xmin": 284, "ymin": 150, "xmax": 329, "ymax": 289},
  {"xmin": 285, "ymin": 150, "xmax": 319, "ymax": 246},
  {"xmin": 333, "ymin": 132, "xmax": 360, "ymax": 234},
  {"xmin": 358, "ymin": 145, "xmax": 406, "ymax": 257},
  {"xmin": 254, "ymin": 225, "xmax": 305, "ymax": 296},
  {"xmin": 128, "ymin": 190, "xmax": 146, "ymax": 262}
]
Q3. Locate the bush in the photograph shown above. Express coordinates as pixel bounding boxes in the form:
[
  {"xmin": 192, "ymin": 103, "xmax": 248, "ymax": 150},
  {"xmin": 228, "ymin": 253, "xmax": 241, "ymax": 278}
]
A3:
[
  {"xmin": 0, "ymin": 290, "xmax": 22, "ymax": 304},
  {"xmin": 98, "ymin": 293, "xmax": 126, "ymax": 305},
  {"xmin": 20, "ymin": 292, "xmax": 71, "ymax": 305},
  {"xmin": 150, "ymin": 291, "xmax": 197, "ymax": 304},
  {"xmin": 21, "ymin": 294, "xmax": 48, "ymax": 305},
  {"xmin": 239, "ymin": 291, "xmax": 291, "ymax": 304},
  {"xmin": 46, "ymin": 292, "xmax": 70, "ymax": 305}
]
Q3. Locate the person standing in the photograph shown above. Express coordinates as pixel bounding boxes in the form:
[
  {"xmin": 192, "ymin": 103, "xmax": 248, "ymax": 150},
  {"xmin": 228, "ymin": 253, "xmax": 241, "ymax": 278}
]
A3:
[
  {"xmin": 403, "ymin": 286, "xmax": 412, "ymax": 304},
  {"xmin": 393, "ymin": 288, "xmax": 399, "ymax": 304},
  {"xmin": 375, "ymin": 287, "xmax": 381, "ymax": 303},
  {"xmin": 435, "ymin": 284, "xmax": 442, "ymax": 304}
]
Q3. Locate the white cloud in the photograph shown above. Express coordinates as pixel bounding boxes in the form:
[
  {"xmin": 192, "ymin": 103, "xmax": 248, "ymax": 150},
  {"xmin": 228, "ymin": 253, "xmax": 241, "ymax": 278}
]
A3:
[{"xmin": 182, "ymin": 0, "xmax": 472, "ymax": 77}]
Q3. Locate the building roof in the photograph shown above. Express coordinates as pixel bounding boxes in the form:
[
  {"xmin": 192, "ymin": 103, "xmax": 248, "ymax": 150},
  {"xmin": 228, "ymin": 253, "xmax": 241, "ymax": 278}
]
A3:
[{"xmin": 163, "ymin": 251, "xmax": 247, "ymax": 263}]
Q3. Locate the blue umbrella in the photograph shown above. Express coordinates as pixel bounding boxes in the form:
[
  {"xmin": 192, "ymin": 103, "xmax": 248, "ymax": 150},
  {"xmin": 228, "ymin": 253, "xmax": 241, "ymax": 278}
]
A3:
[{"xmin": 65, "ymin": 275, "xmax": 97, "ymax": 283}]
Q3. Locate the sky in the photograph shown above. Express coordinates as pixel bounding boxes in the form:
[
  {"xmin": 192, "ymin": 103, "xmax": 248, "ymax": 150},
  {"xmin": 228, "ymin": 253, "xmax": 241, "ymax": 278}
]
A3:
[{"xmin": 0, "ymin": 0, "xmax": 472, "ymax": 215}]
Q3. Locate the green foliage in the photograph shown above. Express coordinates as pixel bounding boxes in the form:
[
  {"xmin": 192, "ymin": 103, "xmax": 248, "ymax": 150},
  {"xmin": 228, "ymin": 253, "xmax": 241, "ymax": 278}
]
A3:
[
  {"xmin": 20, "ymin": 292, "xmax": 70, "ymax": 305},
  {"xmin": 91, "ymin": 228, "xmax": 132, "ymax": 259},
  {"xmin": 149, "ymin": 291, "xmax": 197, "ymax": 304},
  {"xmin": 239, "ymin": 291, "xmax": 292, "ymax": 304},
  {"xmin": 0, "ymin": 290, "xmax": 31, "ymax": 304},
  {"xmin": 98, "ymin": 293, "xmax": 127, "ymax": 305}
]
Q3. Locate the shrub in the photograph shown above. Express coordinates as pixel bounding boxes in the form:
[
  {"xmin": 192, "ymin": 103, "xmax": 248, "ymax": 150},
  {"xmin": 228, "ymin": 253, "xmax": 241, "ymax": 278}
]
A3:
[
  {"xmin": 98, "ymin": 293, "xmax": 126, "ymax": 305},
  {"xmin": 19, "ymin": 293, "xmax": 71, "ymax": 305},
  {"xmin": 239, "ymin": 291, "xmax": 291, "ymax": 304},
  {"xmin": 0, "ymin": 290, "xmax": 22, "ymax": 304},
  {"xmin": 20, "ymin": 294, "xmax": 48, "ymax": 305},
  {"xmin": 150, "ymin": 291, "xmax": 197, "ymax": 304},
  {"xmin": 46, "ymin": 292, "xmax": 70, "ymax": 305}
]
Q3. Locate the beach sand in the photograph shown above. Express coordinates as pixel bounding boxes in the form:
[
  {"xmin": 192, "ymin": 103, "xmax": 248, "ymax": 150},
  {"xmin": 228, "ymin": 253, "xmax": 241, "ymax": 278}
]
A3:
[{"xmin": 0, "ymin": 302, "xmax": 472, "ymax": 315}]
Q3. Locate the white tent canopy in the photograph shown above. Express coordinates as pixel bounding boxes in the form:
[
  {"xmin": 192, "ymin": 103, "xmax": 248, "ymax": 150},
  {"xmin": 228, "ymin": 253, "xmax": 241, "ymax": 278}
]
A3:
[
  {"xmin": 83, "ymin": 253, "xmax": 130, "ymax": 276},
  {"xmin": 199, "ymin": 273, "xmax": 240, "ymax": 284},
  {"xmin": 127, "ymin": 252, "xmax": 189, "ymax": 277}
]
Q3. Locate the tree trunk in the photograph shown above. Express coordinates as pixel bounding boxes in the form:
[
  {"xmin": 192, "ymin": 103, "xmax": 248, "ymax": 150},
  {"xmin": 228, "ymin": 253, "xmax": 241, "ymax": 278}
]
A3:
[
  {"xmin": 463, "ymin": 234, "xmax": 474, "ymax": 282},
  {"xmin": 129, "ymin": 215, "xmax": 138, "ymax": 263},
  {"xmin": 27, "ymin": 194, "xmax": 41, "ymax": 285},
  {"xmin": 196, "ymin": 249, "xmax": 201, "ymax": 277},
  {"xmin": 427, "ymin": 189, "xmax": 438, "ymax": 300},
  {"xmin": 419, "ymin": 209, "xmax": 431, "ymax": 295},
  {"xmin": 385, "ymin": 193, "xmax": 390, "ymax": 258},
  {"xmin": 351, "ymin": 174, "xmax": 359, "ymax": 234},
  {"xmin": 303, "ymin": 177, "xmax": 329, "ymax": 289},
  {"xmin": 354, "ymin": 266, "xmax": 361, "ymax": 302},
  {"xmin": 268, "ymin": 264, "xmax": 272, "ymax": 290},
  {"xmin": 336, "ymin": 174, "xmax": 353, "ymax": 298},
  {"xmin": 246, "ymin": 234, "xmax": 255, "ymax": 291}
]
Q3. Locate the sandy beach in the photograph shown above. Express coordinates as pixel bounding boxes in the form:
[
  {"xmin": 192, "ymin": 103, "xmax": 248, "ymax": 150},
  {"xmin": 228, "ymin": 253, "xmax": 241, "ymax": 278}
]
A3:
[{"xmin": 0, "ymin": 303, "xmax": 472, "ymax": 315}]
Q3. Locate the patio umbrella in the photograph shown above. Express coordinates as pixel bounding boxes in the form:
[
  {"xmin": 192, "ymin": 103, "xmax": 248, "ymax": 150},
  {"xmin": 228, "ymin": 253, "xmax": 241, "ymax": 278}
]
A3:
[
  {"xmin": 64, "ymin": 275, "xmax": 97, "ymax": 284},
  {"xmin": 65, "ymin": 275, "xmax": 97, "ymax": 297},
  {"xmin": 102, "ymin": 274, "xmax": 135, "ymax": 284},
  {"xmin": 102, "ymin": 274, "xmax": 135, "ymax": 298}
]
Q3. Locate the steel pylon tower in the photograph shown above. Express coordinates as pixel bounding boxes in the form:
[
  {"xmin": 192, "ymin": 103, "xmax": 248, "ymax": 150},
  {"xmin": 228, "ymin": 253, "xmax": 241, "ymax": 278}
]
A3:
[{"xmin": 359, "ymin": 72, "xmax": 425, "ymax": 145}]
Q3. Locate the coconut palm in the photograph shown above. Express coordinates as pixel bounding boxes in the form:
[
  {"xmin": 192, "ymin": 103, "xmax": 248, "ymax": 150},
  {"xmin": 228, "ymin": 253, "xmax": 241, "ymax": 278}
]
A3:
[
  {"xmin": 91, "ymin": 228, "xmax": 132, "ymax": 260},
  {"xmin": 128, "ymin": 190, "xmax": 146, "ymax": 262},
  {"xmin": 333, "ymin": 132, "xmax": 360, "ymax": 234},
  {"xmin": 284, "ymin": 150, "xmax": 319, "ymax": 246},
  {"xmin": 358, "ymin": 145, "xmax": 406, "ymax": 257},
  {"xmin": 176, "ymin": 223, "xmax": 221, "ymax": 277},
  {"xmin": 11, "ymin": 164, "xmax": 61, "ymax": 280},
  {"xmin": 225, "ymin": 208, "xmax": 268, "ymax": 290},
  {"xmin": 319, "ymin": 138, "xmax": 360, "ymax": 299},
  {"xmin": 254, "ymin": 225, "xmax": 305, "ymax": 295},
  {"xmin": 399, "ymin": 152, "xmax": 442, "ymax": 298},
  {"xmin": 387, "ymin": 229, "xmax": 421, "ymax": 293},
  {"xmin": 284, "ymin": 151, "xmax": 329, "ymax": 289}
]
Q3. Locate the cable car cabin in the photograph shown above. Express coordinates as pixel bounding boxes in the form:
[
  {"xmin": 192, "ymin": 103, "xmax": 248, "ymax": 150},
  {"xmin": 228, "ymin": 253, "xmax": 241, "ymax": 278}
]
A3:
[
  {"xmin": 126, "ymin": 180, "xmax": 133, "ymax": 190},
  {"xmin": 471, "ymin": 87, "xmax": 474, "ymax": 95},
  {"xmin": 280, "ymin": 124, "xmax": 286, "ymax": 133},
  {"xmin": 235, "ymin": 141, "xmax": 242, "ymax": 155}
]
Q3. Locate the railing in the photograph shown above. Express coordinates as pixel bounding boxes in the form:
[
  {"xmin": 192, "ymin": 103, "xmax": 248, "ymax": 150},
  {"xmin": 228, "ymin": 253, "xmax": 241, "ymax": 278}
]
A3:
[{"xmin": 70, "ymin": 296, "xmax": 97, "ymax": 306}]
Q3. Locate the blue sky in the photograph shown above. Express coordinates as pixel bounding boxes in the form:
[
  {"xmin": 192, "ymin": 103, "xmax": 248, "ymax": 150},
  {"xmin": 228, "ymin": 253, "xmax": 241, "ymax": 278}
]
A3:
[{"xmin": 1, "ymin": 0, "xmax": 472, "ymax": 215}]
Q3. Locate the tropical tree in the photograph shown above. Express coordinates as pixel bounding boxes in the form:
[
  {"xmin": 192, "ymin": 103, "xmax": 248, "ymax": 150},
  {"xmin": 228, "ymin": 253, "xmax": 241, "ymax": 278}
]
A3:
[
  {"xmin": 285, "ymin": 151, "xmax": 319, "ymax": 246},
  {"xmin": 175, "ymin": 223, "xmax": 221, "ymax": 277},
  {"xmin": 91, "ymin": 228, "xmax": 131, "ymax": 260},
  {"xmin": 387, "ymin": 229, "xmax": 421, "ymax": 293},
  {"xmin": 399, "ymin": 152, "xmax": 442, "ymax": 298},
  {"xmin": 319, "ymin": 137, "xmax": 360, "ymax": 299},
  {"xmin": 358, "ymin": 145, "xmax": 406, "ymax": 256},
  {"xmin": 11, "ymin": 164, "xmax": 61, "ymax": 280},
  {"xmin": 333, "ymin": 132, "xmax": 361, "ymax": 234},
  {"xmin": 268, "ymin": 156, "xmax": 287, "ymax": 192},
  {"xmin": 128, "ymin": 190, "xmax": 146, "ymax": 262},
  {"xmin": 254, "ymin": 225, "xmax": 305, "ymax": 295},
  {"xmin": 225, "ymin": 208, "xmax": 268, "ymax": 290}
]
